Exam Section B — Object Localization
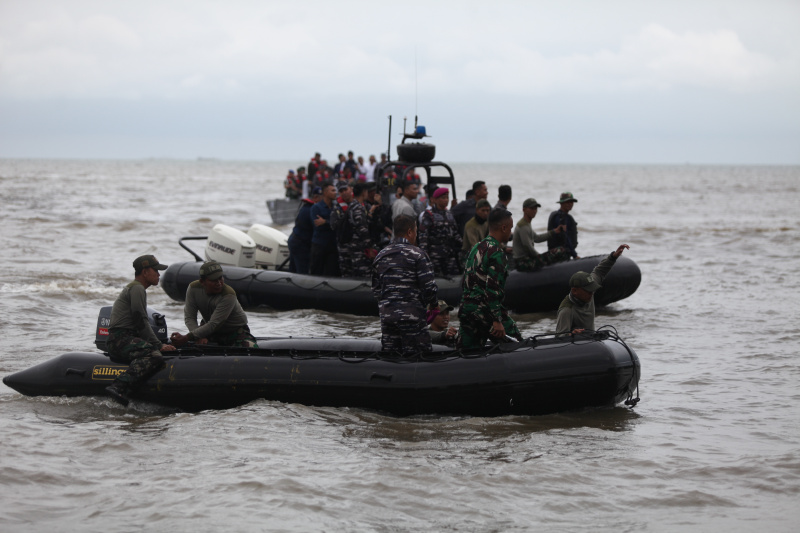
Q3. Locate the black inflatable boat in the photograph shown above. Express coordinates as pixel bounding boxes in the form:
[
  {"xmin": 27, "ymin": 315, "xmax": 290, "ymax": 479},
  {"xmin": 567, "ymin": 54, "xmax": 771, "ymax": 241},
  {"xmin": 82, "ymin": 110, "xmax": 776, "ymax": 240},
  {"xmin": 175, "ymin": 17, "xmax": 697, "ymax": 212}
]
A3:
[
  {"xmin": 161, "ymin": 254, "xmax": 641, "ymax": 316},
  {"xmin": 3, "ymin": 332, "xmax": 640, "ymax": 416}
]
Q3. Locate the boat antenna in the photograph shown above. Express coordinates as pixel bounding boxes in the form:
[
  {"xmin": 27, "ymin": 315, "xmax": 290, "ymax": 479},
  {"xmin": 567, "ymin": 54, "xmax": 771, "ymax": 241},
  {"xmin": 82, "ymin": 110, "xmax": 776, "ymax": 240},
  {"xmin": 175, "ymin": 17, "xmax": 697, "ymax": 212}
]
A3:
[
  {"xmin": 387, "ymin": 115, "xmax": 392, "ymax": 161},
  {"xmin": 415, "ymin": 46, "xmax": 418, "ymax": 119}
]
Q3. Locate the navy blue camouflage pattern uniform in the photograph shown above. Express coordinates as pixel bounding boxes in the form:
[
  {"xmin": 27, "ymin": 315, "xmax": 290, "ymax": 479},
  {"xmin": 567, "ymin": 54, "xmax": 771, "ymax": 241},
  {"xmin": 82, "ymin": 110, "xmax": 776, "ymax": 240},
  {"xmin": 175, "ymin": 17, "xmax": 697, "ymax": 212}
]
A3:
[
  {"xmin": 419, "ymin": 206, "xmax": 462, "ymax": 277},
  {"xmin": 372, "ymin": 237, "xmax": 438, "ymax": 356},
  {"xmin": 347, "ymin": 199, "xmax": 375, "ymax": 278}
]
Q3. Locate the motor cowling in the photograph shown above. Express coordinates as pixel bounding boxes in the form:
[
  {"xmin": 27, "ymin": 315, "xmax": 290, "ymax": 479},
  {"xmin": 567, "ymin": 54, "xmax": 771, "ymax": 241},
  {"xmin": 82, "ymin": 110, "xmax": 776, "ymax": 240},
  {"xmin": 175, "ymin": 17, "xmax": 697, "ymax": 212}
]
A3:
[
  {"xmin": 247, "ymin": 224, "xmax": 290, "ymax": 270},
  {"xmin": 95, "ymin": 306, "xmax": 169, "ymax": 351},
  {"xmin": 205, "ymin": 224, "xmax": 256, "ymax": 267}
]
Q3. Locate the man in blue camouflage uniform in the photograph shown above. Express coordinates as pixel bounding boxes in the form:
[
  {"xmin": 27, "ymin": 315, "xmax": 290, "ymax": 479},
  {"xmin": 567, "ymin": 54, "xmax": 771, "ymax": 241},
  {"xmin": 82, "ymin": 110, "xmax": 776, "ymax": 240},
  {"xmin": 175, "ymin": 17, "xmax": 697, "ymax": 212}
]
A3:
[
  {"xmin": 372, "ymin": 214, "xmax": 439, "ymax": 356},
  {"xmin": 347, "ymin": 182, "xmax": 378, "ymax": 278},
  {"xmin": 105, "ymin": 254, "xmax": 177, "ymax": 406},
  {"xmin": 419, "ymin": 187, "xmax": 462, "ymax": 277},
  {"xmin": 330, "ymin": 182, "xmax": 354, "ymax": 276},
  {"xmin": 458, "ymin": 209, "xmax": 523, "ymax": 349}
]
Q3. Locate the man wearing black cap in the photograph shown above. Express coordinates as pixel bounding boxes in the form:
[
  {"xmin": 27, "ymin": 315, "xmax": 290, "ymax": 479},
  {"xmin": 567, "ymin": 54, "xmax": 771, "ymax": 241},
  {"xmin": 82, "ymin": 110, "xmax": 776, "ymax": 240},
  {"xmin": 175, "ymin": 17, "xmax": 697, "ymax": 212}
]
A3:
[
  {"xmin": 556, "ymin": 244, "xmax": 630, "ymax": 335},
  {"xmin": 547, "ymin": 192, "xmax": 579, "ymax": 259},
  {"xmin": 170, "ymin": 261, "xmax": 258, "ymax": 348},
  {"xmin": 513, "ymin": 198, "xmax": 570, "ymax": 271},
  {"xmin": 105, "ymin": 255, "xmax": 177, "ymax": 406}
]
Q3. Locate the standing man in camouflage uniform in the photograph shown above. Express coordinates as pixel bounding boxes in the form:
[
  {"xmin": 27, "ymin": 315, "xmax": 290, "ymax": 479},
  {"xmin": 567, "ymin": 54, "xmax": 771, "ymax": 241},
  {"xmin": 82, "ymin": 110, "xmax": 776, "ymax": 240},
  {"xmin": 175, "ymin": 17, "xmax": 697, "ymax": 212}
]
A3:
[
  {"xmin": 458, "ymin": 209, "xmax": 523, "ymax": 349},
  {"xmin": 346, "ymin": 182, "xmax": 378, "ymax": 278},
  {"xmin": 330, "ymin": 183, "xmax": 354, "ymax": 276},
  {"xmin": 170, "ymin": 260, "xmax": 259, "ymax": 348},
  {"xmin": 372, "ymin": 214, "xmax": 438, "ymax": 356},
  {"xmin": 513, "ymin": 198, "xmax": 570, "ymax": 271},
  {"xmin": 419, "ymin": 187, "xmax": 462, "ymax": 277},
  {"xmin": 105, "ymin": 254, "xmax": 177, "ymax": 405},
  {"xmin": 548, "ymin": 192, "xmax": 579, "ymax": 259}
]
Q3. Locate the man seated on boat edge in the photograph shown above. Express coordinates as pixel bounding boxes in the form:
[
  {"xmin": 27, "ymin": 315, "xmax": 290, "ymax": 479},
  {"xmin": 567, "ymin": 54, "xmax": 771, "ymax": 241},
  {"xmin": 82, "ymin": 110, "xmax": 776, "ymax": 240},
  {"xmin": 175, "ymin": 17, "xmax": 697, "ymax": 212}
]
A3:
[
  {"xmin": 170, "ymin": 261, "xmax": 259, "ymax": 349},
  {"xmin": 555, "ymin": 244, "xmax": 630, "ymax": 336},
  {"xmin": 427, "ymin": 299, "xmax": 457, "ymax": 346},
  {"xmin": 458, "ymin": 208, "xmax": 523, "ymax": 350},
  {"xmin": 105, "ymin": 255, "xmax": 177, "ymax": 406},
  {"xmin": 512, "ymin": 197, "xmax": 570, "ymax": 272},
  {"xmin": 372, "ymin": 214, "xmax": 438, "ymax": 356}
]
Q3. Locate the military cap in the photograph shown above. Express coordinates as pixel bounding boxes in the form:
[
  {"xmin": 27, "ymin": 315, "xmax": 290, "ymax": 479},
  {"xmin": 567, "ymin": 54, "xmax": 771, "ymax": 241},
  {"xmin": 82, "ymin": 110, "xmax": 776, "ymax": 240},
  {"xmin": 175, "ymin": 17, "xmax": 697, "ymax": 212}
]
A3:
[
  {"xmin": 558, "ymin": 192, "xmax": 578, "ymax": 203},
  {"xmin": 133, "ymin": 255, "xmax": 167, "ymax": 271},
  {"xmin": 523, "ymin": 198, "xmax": 542, "ymax": 209},
  {"xmin": 569, "ymin": 271, "xmax": 602, "ymax": 292},
  {"xmin": 435, "ymin": 299, "xmax": 454, "ymax": 312},
  {"xmin": 476, "ymin": 199, "xmax": 491, "ymax": 209},
  {"xmin": 199, "ymin": 260, "xmax": 224, "ymax": 280}
]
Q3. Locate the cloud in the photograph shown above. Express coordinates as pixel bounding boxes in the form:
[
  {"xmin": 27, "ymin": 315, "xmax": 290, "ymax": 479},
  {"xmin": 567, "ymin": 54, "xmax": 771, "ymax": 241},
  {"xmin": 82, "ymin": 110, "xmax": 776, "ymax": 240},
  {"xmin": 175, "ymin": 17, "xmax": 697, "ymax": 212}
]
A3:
[{"xmin": 1, "ymin": 3, "xmax": 798, "ymax": 101}]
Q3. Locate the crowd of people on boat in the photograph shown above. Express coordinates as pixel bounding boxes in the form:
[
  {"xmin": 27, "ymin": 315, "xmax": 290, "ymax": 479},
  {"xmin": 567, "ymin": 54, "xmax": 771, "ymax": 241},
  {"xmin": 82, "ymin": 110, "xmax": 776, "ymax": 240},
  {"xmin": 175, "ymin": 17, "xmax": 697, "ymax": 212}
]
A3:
[
  {"xmin": 101, "ymin": 156, "xmax": 631, "ymax": 404},
  {"xmin": 283, "ymin": 151, "xmax": 387, "ymax": 200}
]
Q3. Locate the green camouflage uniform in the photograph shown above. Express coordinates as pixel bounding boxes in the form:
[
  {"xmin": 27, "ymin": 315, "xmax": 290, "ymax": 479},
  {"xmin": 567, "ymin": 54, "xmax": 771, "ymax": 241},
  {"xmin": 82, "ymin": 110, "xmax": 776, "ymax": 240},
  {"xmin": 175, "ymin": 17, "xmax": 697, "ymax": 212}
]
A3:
[
  {"xmin": 458, "ymin": 236, "xmax": 522, "ymax": 349},
  {"xmin": 106, "ymin": 281, "xmax": 165, "ymax": 390}
]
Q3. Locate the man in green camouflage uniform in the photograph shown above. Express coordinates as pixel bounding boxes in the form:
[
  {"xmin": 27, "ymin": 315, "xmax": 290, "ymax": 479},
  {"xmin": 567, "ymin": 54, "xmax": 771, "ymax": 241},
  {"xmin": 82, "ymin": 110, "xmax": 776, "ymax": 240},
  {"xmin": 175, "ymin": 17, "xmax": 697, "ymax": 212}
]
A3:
[
  {"xmin": 105, "ymin": 254, "xmax": 177, "ymax": 405},
  {"xmin": 170, "ymin": 261, "xmax": 258, "ymax": 348},
  {"xmin": 556, "ymin": 244, "xmax": 630, "ymax": 335},
  {"xmin": 513, "ymin": 197, "xmax": 571, "ymax": 271},
  {"xmin": 458, "ymin": 208, "xmax": 523, "ymax": 349}
]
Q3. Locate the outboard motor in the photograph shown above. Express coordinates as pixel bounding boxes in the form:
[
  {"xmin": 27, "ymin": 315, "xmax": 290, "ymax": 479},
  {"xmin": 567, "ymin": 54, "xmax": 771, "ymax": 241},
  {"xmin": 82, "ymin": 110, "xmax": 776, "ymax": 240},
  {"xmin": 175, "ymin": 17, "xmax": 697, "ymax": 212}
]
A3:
[
  {"xmin": 205, "ymin": 224, "xmax": 256, "ymax": 267},
  {"xmin": 95, "ymin": 306, "xmax": 169, "ymax": 351},
  {"xmin": 247, "ymin": 224, "xmax": 290, "ymax": 270}
]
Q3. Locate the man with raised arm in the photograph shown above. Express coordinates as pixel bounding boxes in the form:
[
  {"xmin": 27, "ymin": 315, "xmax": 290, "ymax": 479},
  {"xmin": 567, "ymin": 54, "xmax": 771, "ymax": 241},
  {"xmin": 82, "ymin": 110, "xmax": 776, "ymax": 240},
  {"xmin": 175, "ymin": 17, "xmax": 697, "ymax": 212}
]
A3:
[{"xmin": 556, "ymin": 244, "xmax": 631, "ymax": 335}]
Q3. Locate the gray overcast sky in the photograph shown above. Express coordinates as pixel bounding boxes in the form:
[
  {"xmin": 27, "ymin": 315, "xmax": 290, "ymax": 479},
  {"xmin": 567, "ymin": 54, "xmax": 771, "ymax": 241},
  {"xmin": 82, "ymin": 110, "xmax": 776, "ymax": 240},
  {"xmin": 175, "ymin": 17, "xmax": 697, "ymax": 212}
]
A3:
[{"xmin": 1, "ymin": 0, "xmax": 799, "ymax": 164}]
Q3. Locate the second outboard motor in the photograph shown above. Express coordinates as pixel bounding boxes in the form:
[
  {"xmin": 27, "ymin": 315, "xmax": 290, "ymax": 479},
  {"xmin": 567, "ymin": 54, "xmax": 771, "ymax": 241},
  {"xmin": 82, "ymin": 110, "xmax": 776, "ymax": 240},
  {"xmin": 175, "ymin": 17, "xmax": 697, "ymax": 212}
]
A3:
[{"xmin": 247, "ymin": 223, "xmax": 290, "ymax": 270}]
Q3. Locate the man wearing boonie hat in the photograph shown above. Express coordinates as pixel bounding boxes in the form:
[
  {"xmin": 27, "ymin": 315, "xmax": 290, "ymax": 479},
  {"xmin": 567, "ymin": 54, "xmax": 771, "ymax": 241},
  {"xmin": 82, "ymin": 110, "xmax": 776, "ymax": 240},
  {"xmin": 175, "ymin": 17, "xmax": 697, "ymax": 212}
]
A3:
[
  {"xmin": 547, "ymin": 192, "xmax": 579, "ymax": 259},
  {"xmin": 170, "ymin": 260, "xmax": 258, "ymax": 349},
  {"xmin": 555, "ymin": 244, "xmax": 630, "ymax": 335},
  {"xmin": 427, "ymin": 299, "xmax": 457, "ymax": 345},
  {"xmin": 105, "ymin": 255, "xmax": 177, "ymax": 406},
  {"xmin": 418, "ymin": 187, "xmax": 462, "ymax": 276},
  {"xmin": 513, "ymin": 198, "xmax": 571, "ymax": 271}
]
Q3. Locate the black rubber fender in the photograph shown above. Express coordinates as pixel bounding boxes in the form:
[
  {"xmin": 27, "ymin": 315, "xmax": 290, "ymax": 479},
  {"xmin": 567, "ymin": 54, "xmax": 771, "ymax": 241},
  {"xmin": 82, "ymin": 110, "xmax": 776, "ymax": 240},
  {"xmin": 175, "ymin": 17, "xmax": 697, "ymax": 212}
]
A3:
[{"xmin": 397, "ymin": 143, "xmax": 436, "ymax": 163}]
